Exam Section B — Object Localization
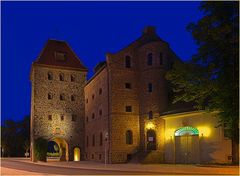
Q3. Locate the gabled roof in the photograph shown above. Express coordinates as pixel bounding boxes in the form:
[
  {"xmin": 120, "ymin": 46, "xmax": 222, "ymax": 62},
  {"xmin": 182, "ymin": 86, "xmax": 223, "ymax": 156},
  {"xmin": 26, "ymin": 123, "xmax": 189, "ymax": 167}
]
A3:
[{"xmin": 33, "ymin": 39, "xmax": 87, "ymax": 71}]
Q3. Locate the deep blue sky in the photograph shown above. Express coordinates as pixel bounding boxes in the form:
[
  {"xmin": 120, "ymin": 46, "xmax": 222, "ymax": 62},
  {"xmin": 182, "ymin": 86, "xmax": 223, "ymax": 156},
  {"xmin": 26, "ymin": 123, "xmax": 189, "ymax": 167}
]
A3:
[{"xmin": 2, "ymin": 1, "xmax": 203, "ymax": 123}]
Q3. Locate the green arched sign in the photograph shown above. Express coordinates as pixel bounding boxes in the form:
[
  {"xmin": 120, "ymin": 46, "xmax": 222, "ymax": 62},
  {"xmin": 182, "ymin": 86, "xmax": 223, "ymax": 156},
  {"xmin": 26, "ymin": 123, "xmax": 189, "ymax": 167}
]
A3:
[{"xmin": 174, "ymin": 126, "xmax": 199, "ymax": 136}]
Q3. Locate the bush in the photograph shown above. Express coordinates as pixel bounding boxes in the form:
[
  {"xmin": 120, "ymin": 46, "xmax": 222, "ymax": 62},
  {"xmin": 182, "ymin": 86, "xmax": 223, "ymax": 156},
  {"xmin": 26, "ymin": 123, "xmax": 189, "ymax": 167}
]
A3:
[
  {"xmin": 34, "ymin": 137, "xmax": 48, "ymax": 162},
  {"xmin": 47, "ymin": 152, "xmax": 60, "ymax": 157}
]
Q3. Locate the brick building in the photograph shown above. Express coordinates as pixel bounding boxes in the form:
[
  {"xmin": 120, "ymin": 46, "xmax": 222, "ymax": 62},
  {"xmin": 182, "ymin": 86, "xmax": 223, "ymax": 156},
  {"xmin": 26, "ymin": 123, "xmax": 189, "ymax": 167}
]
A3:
[{"xmin": 30, "ymin": 27, "xmax": 232, "ymax": 164}]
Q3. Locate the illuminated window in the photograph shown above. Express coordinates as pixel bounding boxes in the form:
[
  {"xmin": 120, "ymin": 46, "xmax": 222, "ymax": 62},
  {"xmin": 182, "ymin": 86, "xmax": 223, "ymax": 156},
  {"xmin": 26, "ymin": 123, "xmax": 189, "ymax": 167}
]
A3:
[
  {"xmin": 59, "ymin": 73, "xmax": 64, "ymax": 81},
  {"xmin": 48, "ymin": 72, "xmax": 53, "ymax": 80},
  {"xmin": 60, "ymin": 115, "xmax": 64, "ymax": 121},
  {"xmin": 125, "ymin": 56, "xmax": 131, "ymax": 68},
  {"xmin": 99, "ymin": 88, "xmax": 102, "ymax": 95},
  {"xmin": 126, "ymin": 130, "xmax": 133, "ymax": 144},
  {"xmin": 125, "ymin": 83, "xmax": 131, "ymax": 89},
  {"xmin": 159, "ymin": 53, "xmax": 163, "ymax": 65},
  {"xmin": 71, "ymin": 75, "xmax": 75, "ymax": 82},
  {"xmin": 148, "ymin": 83, "xmax": 152, "ymax": 92},
  {"xmin": 48, "ymin": 115, "xmax": 52, "ymax": 121},
  {"xmin": 48, "ymin": 93, "xmax": 53, "ymax": 100},
  {"xmin": 174, "ymin": 126, "xmax": 199, "ymax": 136},
  {"xmin": 125, "ymin": 106, "xmax": 132, "ymax": 112},
  {"xmin": 147, "ymin": 53, "xmax": 153, "ymax": 66},
  {"xmin": 148, "ymin": 111, "xmax": 153, "ymax": 120},
  {"xmin": 71, "ymin": 95, "xmax": 75, "ymax": 101},
  {"xmin": 99, "ymin": 132, "xmax": 103, "ymax": 146}
]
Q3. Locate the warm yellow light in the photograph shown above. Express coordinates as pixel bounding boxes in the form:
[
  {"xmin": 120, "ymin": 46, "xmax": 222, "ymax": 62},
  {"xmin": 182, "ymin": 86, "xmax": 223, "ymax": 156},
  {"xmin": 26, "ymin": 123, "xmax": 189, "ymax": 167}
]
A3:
[
  {"xmin": 74, "ymin": 148, "xmax": 80, "ymax": 161},
  {"xmin": 197, "ymin": 126, "xmax": 211, "ymax": 137},
  {"xmin": 165, "ymin": 128, "xmax": 175, "ymax": 140},
  {"xmin": 146, "ymin": 122, "xmax": 155, "ymax": 130}
]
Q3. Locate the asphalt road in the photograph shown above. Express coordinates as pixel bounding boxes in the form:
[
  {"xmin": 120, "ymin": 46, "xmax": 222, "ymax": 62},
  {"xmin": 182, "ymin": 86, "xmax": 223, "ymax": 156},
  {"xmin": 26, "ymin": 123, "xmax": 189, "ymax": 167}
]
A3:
[{"xmin": 1, "ymin": 159, "xmax": 170, "ymax": 175}]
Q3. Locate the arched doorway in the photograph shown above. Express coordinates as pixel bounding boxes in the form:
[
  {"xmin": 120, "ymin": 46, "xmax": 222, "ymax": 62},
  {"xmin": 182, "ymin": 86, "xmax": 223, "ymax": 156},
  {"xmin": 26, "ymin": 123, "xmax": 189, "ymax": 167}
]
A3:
[
  {"xmin": 146, "ymin": 130, "xmax": 156, "ymax": 150},
  {"xmin": 73, "ymin": 147, "xmax": 80, "ymax": 161},
  {"xmin": 48, "ymin": 138, "xmax": 69, "ymax": 161},
  {"xmin": 175, "ymin": 126, "xmax": 200, "ymax": 164}
]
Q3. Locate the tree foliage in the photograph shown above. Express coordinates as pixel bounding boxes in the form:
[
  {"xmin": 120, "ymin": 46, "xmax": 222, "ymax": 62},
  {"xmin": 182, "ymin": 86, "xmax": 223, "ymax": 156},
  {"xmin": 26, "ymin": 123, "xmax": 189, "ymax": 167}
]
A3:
[
  {"xmin": 34, "ymin": 137, "xmax": 48, "ymax": 162},
  {"xmin": 166, "ymin": 1, "xmax": 239, "ymax": 163}
]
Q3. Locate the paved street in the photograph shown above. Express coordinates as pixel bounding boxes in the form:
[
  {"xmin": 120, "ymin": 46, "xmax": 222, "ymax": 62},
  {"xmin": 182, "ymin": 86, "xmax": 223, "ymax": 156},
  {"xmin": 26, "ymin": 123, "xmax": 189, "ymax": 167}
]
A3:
[{"xmin": 1, "ymin": 158, "xmax": 239, "ymax": 175}]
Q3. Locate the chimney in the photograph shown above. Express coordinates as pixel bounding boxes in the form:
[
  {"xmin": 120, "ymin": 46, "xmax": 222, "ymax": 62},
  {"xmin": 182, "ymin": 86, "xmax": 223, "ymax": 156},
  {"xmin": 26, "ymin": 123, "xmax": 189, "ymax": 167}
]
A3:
[{"xmin": 143, "ymin": 26, "xmax": 156, "ymax": 35}]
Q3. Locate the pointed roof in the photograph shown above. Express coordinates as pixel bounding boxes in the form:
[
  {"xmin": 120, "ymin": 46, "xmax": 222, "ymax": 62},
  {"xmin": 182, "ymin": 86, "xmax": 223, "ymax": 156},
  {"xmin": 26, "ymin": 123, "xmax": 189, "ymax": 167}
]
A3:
[{"xmin": 33, "ymin": 39, "xmax": 87, "ymax": 71}]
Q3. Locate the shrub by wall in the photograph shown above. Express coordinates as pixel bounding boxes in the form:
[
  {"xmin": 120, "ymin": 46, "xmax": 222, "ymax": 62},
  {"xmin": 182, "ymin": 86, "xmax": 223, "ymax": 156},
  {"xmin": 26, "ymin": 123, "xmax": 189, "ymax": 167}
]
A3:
[{"xmin": 34, "ymin": 137, "xmax": 48, "ymax": 162}]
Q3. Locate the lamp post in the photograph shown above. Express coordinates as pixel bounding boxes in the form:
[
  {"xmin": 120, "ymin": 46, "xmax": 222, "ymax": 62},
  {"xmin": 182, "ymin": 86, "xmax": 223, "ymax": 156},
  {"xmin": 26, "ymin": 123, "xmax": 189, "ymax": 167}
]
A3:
[{"xmin": 104, "ymin": 132, "xmax": 108, "ymax": 165}]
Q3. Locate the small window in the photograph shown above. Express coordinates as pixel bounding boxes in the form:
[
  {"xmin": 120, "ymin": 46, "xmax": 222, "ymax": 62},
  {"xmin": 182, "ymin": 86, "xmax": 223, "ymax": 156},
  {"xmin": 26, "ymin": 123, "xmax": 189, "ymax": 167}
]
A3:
[
  {"xmin": 48, "ymin": 72, "xmax": 53, "ymax": 80},
  {"xmin": 71, "ymin": 95, "xmax": 75, "ymax": 101},
  {"xmin": 60, "ymin": 94, "xmax": 65, "ymax": 100},
  {"xmin": 92, "ymin": 134, "xmax": 95, "ymax": 146},
  {"xmin": 60, "ymin": 115, "xmax": 64, "ymax": 121},
  {"xmin": 71, "ymin": 75, "xmax": 75, "ymax": 82},
  {"xmin": 170, "ymin": 62, "xmax": 174, "ymax": 69},
  {"xmin": 72, "ymin": 114, "xmax": 77, "ymax": 122},
  {"xmin": 86, "ymin": 98, "xmax": 88, "ymax": 104},
  {"xmin": 59, "ymin": 73, "xmax": 64, "ymax": 81},
  {"xmin": 86, "ymin": 136, "xmax": 89, "ymax": 147},
  {"xmin": 48, "ymin": 93, "xmax": 53, "ymax": 100},
  {"xmin": 148, "ymin": 111, "xmax": 153, "ymax": 120},
  {"xmin": 86, "ymin": 116, "xmax": 88, "ymax": 122},
  {"xmin": 147, "ymin": 53, "xmax": 153, "ymax": 66},
  {"xmin": 126, "ymin": 130, "xmax": 133, "ymax": 144},
  {"xmin": 126, "ymin": 106, "xmax": 132, "ymax": 112},
  {"xmin": 92, "ymin": 154, "xmax": 94, "ymax": 159},
  {"xmin": 99, "ymin": 109, "xmax": 102, "ymax": 116},
  {"xmin": 125, "ymin": 83, "xmax": 131, "ymax": 89},
  {"xmin": 99, "ymin": 154, "xmax": 102, "ymax": 160},
  {"xmin": 55, "ymin": 51, "xmax": 67, "ymax": 61},
  {"xmin": 48, "ymin": 115, "xmax": 52, "ymax": 121},
  {"xmin": 159, "ymin": 53, "xmax": 163, "ymax": 65},
  {"xmin": 125, "ymin": 56, "xmax": 131, "ymax": 68},
  {"xmin": 148, "ymin": 83, "xmax": 153, "ymax": 92},
  {"xmin": 99, "ymin": 88, "xmax": 102, "ymax": 95},
  {"xmin": 100, "ymin": 132, "xmax": 103, "ymax": 146},
  {"xmin": 92, "ymin": 94, "xmax": 95, "ymax": 100},
  {"xmin": 92, "ymin": 113, "xmax": 95, "ymax": 119}
]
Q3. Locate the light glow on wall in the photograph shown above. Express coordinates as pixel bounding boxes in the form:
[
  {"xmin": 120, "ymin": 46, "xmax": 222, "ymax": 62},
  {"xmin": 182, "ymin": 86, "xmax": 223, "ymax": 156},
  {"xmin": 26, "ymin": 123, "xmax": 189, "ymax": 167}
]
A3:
[
  {"xmin": 74, "ymin": 147, "xmax": 80, "ymax": 161},
  {"xmin": 197, "ymin": 126, "xmax": 211, "ymax": 137},
  {"xmin": 165, "ymin": 128, "xmax": 175, "ymax": 140},
  {"xmin": 146, "ymin": 122, "xmax": 155, "ymax": 130}
]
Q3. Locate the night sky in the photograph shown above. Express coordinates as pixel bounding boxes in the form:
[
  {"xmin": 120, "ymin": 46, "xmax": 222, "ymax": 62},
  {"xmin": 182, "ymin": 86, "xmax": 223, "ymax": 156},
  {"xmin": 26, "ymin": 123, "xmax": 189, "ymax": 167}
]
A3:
[{"xmin": 2, "ymin": 1, "xmax": 203, "ymax": 123}]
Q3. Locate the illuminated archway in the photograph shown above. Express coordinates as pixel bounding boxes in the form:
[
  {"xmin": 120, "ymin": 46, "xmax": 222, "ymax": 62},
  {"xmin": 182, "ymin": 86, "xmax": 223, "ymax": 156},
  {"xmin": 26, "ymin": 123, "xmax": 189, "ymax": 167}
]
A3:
[
  {"xmin": 174, "ymin": 126, "xmax": 199, "ymax": 136},
  {"xmin": 73, "ymin": 147, "xmax": 80, "ymax": 161},
  {"xmin": 48, "ymin": 138, "xmax": 69, "ymax": 161}
]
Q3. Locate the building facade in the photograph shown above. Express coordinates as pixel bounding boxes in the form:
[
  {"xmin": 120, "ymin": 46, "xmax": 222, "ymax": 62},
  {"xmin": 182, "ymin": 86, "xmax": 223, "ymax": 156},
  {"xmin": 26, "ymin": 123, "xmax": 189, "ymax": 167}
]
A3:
[{"xmin": 30, "ymin": 27, "xmax": 232, "ymax": 164}]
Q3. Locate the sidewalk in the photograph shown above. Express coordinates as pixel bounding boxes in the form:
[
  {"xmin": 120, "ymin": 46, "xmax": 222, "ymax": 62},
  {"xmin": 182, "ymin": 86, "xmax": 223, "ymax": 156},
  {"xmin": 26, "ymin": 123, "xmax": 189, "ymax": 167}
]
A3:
[{"xmin": 5, "ymin": 158, "xmax": 240, "ymax": 175}]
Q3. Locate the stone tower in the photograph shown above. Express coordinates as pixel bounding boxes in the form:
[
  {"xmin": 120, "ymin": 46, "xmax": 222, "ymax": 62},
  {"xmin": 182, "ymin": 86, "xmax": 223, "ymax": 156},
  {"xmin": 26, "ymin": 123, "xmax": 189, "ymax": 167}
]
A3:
[{"xmin": 30, "ymin": 39, "xmax": 87, "ymax": 161}]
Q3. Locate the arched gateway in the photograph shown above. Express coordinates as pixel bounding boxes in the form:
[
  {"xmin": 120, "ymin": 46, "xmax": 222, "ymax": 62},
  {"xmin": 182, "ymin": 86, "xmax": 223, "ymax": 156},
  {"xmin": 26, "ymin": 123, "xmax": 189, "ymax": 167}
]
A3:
[{"xmin": 30, "ymin": 39, "xmax": 87, "ymax": 162}]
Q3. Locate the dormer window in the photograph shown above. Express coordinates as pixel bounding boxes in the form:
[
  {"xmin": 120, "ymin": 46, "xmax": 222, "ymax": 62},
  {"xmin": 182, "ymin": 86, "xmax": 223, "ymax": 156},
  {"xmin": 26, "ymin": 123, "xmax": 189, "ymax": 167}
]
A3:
[
  {"xmin": 147, "ymin": 53, "xmax": 153, "ymax": 66},
  {"xmin": 55, "ymin": 51, "xmax": 67, "ymax": 61}
]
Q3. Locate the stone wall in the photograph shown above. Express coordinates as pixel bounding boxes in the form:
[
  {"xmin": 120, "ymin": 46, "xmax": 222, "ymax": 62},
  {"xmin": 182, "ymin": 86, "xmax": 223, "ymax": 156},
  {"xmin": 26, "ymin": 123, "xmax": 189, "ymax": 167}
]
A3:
[{"xmin": 30, "ymin": 65, "xmax": 86, "ymax": 161}]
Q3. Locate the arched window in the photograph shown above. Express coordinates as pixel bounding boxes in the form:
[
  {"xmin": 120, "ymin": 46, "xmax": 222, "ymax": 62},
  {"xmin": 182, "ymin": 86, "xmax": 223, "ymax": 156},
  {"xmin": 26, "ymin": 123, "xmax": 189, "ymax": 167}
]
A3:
[
  {"xmin": 148, "ymin": 111, "xmax": 153, "ymax": 120},
  {"xmin": 59, "ymin": 73, "xmax": 64, "ymax": 81},
  {"xmin": 125, "ymin": 56, "xmax": 131, "ymax": 68},
  {"xmin": 126, "ymin": 130, "xmax": 133, "ymax": 144},
  {"xmin": 147, "ymin": 53, "xmax": 153, "ymax": 66},
  {"xmin": 48, "ymin": 72, "xmax": 53, "ymax": 80},
  {"xmin": 99, "ymin": 132, "xmax": 103, "ymax": 146}
]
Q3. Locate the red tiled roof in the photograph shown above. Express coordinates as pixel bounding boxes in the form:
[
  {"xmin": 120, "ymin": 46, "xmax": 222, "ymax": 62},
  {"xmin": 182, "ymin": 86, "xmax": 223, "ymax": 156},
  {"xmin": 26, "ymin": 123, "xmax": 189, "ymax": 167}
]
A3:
[{"xmin": 34, "ymin": 39, "xmax": 87, "ymax": 71}]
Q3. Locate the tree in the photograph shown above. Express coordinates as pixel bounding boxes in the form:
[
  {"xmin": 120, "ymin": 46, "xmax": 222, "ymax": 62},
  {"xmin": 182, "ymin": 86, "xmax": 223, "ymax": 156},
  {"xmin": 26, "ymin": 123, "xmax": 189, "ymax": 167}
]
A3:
[
  {"xmin": 166, "ymin": 1, "xmax": 239, "ymax": 164},
  {"xmin": 34, "ymin": 137, "xmax": 48, "ymax": 162}
]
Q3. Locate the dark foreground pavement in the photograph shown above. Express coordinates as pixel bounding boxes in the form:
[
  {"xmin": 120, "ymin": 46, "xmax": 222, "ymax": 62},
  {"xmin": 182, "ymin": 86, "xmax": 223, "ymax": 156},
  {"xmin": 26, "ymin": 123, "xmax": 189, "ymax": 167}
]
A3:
[{"xmin": 1, "ymin": 158, "xmax": 239, "ymax": 175}]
